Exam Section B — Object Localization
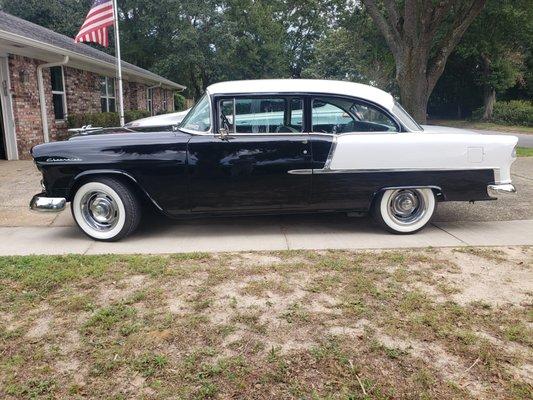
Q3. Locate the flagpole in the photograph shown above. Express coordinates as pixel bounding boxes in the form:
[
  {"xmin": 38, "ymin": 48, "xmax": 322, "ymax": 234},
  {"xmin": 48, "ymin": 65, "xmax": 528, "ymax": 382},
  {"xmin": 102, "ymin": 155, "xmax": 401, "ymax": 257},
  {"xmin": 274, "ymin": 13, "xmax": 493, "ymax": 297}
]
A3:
[{"xmin": 112, "ymin": 0, "xmax": 125, "ymax": 126}]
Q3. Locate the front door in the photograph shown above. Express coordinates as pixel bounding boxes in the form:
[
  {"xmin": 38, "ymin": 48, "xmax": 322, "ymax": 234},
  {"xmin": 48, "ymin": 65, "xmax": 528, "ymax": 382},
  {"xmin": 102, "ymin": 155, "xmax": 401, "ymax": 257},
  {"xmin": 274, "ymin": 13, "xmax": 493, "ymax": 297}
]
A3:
[{"xmin": 187, "ymin": 95, "xmax": 312, "ymax": 212}]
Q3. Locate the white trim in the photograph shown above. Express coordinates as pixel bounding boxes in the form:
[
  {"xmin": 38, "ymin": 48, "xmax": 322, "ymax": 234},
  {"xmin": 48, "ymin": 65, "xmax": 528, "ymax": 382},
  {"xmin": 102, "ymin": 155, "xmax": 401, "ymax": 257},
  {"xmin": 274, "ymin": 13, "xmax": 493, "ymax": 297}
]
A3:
[
  {"xmin": 37, "ymin": 56, "xmax": 69, "ymax": 142},
  {"xmin": 0, "ymin": 55, "xmax": 18, "ymax": 159}
]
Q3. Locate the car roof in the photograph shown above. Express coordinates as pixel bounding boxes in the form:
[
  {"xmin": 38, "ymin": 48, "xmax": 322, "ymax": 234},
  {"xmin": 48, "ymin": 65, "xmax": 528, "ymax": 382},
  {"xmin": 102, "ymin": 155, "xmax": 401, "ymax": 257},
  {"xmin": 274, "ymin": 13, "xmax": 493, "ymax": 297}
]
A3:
[{"xmin": 206, "ymin": 79, "xmax": 395, "ymax": 110}]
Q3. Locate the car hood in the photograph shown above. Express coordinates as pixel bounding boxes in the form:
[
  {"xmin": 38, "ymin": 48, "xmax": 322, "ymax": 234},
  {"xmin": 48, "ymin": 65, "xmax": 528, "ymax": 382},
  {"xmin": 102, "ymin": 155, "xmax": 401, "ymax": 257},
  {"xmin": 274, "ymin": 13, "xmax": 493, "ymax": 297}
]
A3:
[{"xmin": 420, "ymin": 124, "xmax": 480, "ymax": 135}]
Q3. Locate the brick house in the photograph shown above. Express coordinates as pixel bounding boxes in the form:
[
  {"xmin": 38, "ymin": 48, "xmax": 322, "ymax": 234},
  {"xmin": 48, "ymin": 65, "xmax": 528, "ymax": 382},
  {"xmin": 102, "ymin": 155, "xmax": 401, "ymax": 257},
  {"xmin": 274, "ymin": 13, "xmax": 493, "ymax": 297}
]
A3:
[{"xmin": 0, "ymin": 11, "xmax": 185, "ymax": 160}]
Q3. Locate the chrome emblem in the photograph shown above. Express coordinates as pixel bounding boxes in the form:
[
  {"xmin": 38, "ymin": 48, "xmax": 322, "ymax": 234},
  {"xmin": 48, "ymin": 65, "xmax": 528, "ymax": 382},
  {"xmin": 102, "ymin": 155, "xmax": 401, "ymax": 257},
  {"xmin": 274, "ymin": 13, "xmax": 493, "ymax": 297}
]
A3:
[{"xmin": 45, "ymin": 157, "xmax": 82, "ymax": 162}]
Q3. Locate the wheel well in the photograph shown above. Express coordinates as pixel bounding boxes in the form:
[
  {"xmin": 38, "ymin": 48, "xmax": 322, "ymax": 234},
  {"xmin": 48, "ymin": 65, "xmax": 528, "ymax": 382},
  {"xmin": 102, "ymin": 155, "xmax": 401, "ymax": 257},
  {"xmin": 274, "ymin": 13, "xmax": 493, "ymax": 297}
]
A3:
[
  {"xmin": 370, "ymin": 186, "xmax": 445, "ymax": 209},
  {"xmin": 68, "ymin": 172, "xmax": 158, "ymax": 210}
]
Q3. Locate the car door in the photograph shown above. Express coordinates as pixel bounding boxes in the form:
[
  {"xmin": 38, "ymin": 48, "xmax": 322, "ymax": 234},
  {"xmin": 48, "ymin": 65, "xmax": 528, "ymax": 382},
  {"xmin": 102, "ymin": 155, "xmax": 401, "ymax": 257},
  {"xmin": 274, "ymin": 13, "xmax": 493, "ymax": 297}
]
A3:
[
  {"xmin": 308, "ymin": 96, "xmax": 401, "ymax": 210},
  {"xmin": 187, "ymin": 95, "xmax": 313, "ymax": 212}
]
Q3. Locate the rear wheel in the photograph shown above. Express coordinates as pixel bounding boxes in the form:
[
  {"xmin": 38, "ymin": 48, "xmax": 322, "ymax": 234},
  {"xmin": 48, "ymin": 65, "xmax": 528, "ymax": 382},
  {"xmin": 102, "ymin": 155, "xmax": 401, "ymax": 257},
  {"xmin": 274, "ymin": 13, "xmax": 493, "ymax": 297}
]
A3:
[
  {"xmin": 71, "ymin": 177, "xmax": 141, "ymax": 241},
  {"xmin": 372, "ymin": 188, "xmax": 436, "ymax": 234}
]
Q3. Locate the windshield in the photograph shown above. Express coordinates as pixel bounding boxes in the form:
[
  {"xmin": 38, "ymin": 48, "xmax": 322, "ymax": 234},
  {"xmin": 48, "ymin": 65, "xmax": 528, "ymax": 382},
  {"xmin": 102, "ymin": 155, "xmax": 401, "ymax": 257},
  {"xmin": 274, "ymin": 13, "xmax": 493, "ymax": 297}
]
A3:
[
  {"xmin": 180, "ymin": 94, "xmax": 211, "ymax": 132},
  {"xmin": 392, "ymin": 101, "xmax": 423, "ymax": 131}
]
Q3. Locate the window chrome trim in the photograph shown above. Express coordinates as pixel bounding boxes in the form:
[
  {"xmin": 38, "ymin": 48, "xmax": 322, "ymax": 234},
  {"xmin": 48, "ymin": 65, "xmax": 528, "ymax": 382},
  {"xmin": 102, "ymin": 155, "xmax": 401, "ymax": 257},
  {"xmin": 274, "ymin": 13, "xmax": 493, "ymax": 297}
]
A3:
[
  {"xmin": 310, "ymin": 95, "xmax": 401, "ymax": 134},
  {"xmin": 179, "ymin": 92, "xmax": 213, "ymax": 134}
]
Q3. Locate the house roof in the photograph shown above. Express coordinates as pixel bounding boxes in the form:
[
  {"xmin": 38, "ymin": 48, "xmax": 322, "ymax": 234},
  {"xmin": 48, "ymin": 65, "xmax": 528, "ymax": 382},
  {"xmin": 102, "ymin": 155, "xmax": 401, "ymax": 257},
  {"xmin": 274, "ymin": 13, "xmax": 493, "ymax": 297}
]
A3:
[
  {"xmin": 0, "ymin": 11, "xmax": 185, "ymax": 90},
  {"xmin": 207, "ymin": 79, "xmax": 395, "ymax": 110}
]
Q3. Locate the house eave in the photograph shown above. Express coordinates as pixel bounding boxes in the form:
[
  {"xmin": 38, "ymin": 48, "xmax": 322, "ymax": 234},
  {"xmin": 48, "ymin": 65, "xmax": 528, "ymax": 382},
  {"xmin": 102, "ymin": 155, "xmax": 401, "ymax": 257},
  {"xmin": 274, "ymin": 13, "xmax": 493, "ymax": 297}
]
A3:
[{"xmin": 0, "ymin": 30, "xmax": 185, "ymax": 91}]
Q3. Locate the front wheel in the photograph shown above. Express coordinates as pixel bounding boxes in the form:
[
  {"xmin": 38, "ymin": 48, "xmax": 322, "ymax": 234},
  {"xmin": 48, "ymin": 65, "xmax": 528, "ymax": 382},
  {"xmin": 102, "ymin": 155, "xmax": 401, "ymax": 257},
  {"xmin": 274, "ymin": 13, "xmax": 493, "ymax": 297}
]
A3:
[
  {"xmin": 71, "ymin": 177, "xmax": 141, "ymax": 241},
  {"xmin": 372, "ymin": 188, "xmax": 436, "ymax": 234}
]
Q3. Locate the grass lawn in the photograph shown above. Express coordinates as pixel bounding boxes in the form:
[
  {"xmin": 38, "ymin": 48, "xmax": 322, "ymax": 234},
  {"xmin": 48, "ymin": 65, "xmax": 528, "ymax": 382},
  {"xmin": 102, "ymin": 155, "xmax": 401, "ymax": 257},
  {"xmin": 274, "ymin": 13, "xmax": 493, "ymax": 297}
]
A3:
[
  {"xmin": 430, "ymin": 119, "xmax": 533, "ymax": 134},
  {"xmin": 0, "ymin": 248, "xmax": 532, "ymax": 399},
  {"xmin": 517, "ymin": 147, "xmax": 533, "ymax": 157}
]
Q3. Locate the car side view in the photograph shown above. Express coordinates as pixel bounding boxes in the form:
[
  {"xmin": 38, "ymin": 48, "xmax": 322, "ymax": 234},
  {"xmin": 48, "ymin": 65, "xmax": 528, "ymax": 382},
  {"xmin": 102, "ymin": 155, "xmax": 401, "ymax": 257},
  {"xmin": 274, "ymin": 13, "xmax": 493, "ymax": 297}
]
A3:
[{"xmin": 30, "ymin": 79, "xmax": 518, "ymax": 241}]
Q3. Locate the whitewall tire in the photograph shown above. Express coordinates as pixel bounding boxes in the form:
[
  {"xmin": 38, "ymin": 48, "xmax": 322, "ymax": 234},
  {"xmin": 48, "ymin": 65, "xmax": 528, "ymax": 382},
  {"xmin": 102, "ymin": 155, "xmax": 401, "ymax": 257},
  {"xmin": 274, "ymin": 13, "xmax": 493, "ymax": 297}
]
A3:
[
  {"xmin": 71, "ymin": 177, "xmax": 141, "ymax": 241},
  {"xmin": 372, "ymin": 188, "xmax": 436, "ymax": 234}
]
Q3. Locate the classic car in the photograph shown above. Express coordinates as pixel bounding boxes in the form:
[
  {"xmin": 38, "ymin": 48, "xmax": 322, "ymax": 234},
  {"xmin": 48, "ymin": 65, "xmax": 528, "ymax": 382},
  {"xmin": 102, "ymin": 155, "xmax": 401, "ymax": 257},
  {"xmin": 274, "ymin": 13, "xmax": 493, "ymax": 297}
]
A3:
[{"xmin": 29, "ymin": 79, "xmax": 518, "ymax": 241}]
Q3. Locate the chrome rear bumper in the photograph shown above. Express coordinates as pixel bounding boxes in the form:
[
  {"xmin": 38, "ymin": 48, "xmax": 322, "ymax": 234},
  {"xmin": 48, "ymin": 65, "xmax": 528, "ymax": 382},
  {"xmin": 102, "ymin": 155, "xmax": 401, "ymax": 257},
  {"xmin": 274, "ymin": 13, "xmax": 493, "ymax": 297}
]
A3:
[
  {"xmin": 487, "ymin": 184, "xmax": 516, "ymax": 198},
  {"xmin": 30, "ymin": 193, "xmax": 66, "ymax": 212}
]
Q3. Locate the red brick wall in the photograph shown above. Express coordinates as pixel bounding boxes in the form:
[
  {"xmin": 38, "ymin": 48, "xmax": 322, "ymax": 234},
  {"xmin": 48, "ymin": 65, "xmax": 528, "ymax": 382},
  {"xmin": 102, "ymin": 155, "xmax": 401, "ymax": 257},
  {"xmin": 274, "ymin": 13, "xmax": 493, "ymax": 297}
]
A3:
[
  {"xmin": 8, "ymin": 55, "xmax": 43, "ymax": 158},
  {"xmin": 8, "ymin": 54, "xmax": 176, "ymax": 159}
]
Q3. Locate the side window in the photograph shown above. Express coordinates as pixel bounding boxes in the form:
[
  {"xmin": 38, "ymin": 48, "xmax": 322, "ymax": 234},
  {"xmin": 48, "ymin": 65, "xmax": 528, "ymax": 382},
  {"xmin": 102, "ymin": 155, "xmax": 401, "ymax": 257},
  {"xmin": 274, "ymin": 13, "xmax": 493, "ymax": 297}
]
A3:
[
  {"xmin": 50, "ymin": 66, "xmax": 67, "ymax": 120},
  {"xmin": 180, "ymin": 94, "xmax": 211, "ymax": 132},
  {"xmin": 312, "ymin": 99, "xmax": 354, "ymax": 134},
  {"xmin": 219, "ymin": 97, "xmax": 304, "ymax": 134},
  {"xmin": 312, "ymin": 97, "xmax": 398, "ymax": 134}
]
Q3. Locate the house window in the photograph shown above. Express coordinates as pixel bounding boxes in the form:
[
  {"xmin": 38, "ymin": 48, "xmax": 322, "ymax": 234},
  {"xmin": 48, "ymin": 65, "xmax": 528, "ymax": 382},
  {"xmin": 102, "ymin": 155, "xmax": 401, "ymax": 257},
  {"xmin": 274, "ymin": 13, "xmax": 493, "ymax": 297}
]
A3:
[
  {"xmin": 50, "ymin": 66, "xmax": 67, "ymax": 120},
  {"xmin": 100, "ymin": 76, "xmax": 116, "ymax": 112},
  {"xmin": 147, "ymin": 88, "xmax": 154, "ymax": 115}
]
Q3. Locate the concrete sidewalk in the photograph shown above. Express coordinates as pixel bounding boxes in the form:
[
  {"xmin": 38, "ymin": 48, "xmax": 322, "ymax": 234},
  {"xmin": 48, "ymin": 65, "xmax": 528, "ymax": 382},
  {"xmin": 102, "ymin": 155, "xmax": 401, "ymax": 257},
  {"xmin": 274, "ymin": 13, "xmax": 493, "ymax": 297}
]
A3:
[{"xmin": 0, "ymin": 217, "xmax": 531, "ymax": 256}]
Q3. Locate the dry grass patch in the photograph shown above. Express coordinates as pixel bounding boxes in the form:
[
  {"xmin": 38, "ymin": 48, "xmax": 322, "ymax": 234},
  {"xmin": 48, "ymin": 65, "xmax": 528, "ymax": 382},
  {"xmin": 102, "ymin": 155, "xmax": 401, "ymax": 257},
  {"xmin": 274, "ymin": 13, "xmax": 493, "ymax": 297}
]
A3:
[{"xmin": 0, "ymin": 248, "xmax": 531, "ymax": 399}]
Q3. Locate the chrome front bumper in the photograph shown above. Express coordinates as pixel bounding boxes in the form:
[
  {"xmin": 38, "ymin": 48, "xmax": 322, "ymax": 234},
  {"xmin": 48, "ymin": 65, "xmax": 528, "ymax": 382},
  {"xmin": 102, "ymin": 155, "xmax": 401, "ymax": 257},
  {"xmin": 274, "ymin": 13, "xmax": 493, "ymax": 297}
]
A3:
[
  {"xmin": 30, "ymin": 193, "xmax": 66, "ymax": 212},
  {"xmin": 487, "ymin": 183, "xmax": 516, "ymax": 198}
]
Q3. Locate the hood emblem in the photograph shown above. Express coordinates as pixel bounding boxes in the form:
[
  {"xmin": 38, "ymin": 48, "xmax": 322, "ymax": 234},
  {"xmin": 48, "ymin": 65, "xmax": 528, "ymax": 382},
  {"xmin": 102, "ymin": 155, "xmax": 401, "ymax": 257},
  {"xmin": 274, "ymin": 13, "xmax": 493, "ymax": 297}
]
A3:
[{"xmin": 45, "ymin": 157, "xmax": 82, "ymax": 162}]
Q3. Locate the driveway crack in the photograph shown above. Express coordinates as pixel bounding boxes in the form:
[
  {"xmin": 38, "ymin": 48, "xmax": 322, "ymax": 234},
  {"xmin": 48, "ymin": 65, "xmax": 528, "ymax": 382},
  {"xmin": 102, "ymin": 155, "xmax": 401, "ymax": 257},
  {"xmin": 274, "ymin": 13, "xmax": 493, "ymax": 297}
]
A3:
[{"xmin": 431, "ymin": 222, "xmax": 469, "ymax": 246}]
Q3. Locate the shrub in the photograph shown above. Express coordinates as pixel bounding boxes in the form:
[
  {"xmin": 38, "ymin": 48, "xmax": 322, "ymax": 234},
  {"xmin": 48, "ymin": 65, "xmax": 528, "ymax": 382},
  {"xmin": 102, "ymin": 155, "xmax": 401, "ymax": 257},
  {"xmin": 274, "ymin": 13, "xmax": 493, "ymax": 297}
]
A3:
[
  {"xmin": 174, "ymin": 93, "xmax": 187, "ymax": 111},
  {"xmin": 473, "ymin": 100, "xmax": 533, "ymax": 126},
  {"xmin": 67, "ymin": 110, "xmax": 151, "ymax": 128}
]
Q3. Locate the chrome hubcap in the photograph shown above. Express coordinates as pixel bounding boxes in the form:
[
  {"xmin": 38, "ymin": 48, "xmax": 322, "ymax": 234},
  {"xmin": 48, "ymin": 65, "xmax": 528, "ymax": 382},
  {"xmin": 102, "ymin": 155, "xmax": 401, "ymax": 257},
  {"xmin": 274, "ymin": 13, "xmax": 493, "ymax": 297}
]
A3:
[
  {"xmin": 387, "ymin": 189, "xmax": 426, "ymax": 225},
  {"xmin": 80, "ymin": 191, "xmax": 119, "ymax": 231}
]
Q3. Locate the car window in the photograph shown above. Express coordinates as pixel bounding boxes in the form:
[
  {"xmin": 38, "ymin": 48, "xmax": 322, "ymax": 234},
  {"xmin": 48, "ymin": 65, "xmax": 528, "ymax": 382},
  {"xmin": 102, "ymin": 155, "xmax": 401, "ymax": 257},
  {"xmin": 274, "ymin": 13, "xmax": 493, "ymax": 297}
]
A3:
[
  {"xmin": 219, "ymin": 97, "xmax": 304, "ymax": 134},
  {"xmin": 180, "ymin": 94, "xmax": 211, "ymax": 132},
  {"xmin": 312, "ymin": 97, "xmax": 398, "ymax": 134}
]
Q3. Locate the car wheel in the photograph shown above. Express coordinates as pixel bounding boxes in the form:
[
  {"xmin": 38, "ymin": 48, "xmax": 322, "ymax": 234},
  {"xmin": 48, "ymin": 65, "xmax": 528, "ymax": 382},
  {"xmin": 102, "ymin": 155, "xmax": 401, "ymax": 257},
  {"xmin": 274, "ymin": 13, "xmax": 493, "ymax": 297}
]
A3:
[
  {"xmin": 372, "ymin": 188, "xmax": 436, "ymax": 234},
  {"xmin": 71, "ymin": 177, "xmax": 141, "ymax": 241}
]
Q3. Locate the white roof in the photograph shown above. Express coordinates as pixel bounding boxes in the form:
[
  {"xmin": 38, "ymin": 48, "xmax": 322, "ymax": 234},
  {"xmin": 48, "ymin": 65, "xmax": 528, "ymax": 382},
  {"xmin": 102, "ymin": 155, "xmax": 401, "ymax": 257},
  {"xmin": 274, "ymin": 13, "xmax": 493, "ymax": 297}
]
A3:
[{"xmin": 206, "ymin": 79, "xmax": 395, "ymax": 110}]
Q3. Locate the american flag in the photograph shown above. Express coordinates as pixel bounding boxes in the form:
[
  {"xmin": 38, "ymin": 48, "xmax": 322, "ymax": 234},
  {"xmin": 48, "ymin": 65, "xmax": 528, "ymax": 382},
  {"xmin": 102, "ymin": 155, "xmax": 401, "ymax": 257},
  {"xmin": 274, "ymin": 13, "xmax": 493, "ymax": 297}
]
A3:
[{"xmin": 74, "ymin": 0, "xmax": 115, "ymax": 47}]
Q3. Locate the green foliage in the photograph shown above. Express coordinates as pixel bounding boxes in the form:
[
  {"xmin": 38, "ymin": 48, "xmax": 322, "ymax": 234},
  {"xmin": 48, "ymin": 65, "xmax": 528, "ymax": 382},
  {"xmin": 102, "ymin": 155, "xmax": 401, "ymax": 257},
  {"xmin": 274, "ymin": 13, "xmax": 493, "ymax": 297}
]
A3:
[
  {"xmin": 173, "ymin": 93, "xmax": 186, "ymax": 111},
  {"xmin": 67, "ymin": 110, "xmax": 151, "ymax": 128},
  {"xmin": 473, "ymin": 100, "xmax": 533, "ymax": 126},
  {"xmin": 517, "ymin": 147, "xmax": 533, "ymax": 157},
  {"xmin": 303, "ymin": 9, "xmax": 395, "ymax": 92}
]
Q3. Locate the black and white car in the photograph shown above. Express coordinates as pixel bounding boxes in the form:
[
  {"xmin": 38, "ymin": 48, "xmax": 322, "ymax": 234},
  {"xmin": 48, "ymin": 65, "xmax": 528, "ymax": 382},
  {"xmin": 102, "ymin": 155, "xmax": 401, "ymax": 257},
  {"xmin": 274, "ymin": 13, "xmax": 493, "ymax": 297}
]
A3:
[{"xmin": 30, "ymin": 79, "xmax": 517, "ymax": 241}]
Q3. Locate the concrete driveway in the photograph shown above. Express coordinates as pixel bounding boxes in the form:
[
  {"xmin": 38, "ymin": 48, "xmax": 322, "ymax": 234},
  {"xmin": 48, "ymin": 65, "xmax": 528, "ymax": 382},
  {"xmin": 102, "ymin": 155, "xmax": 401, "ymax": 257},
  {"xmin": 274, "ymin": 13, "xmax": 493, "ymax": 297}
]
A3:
[{"xmin": 0, "ymin": 157, "xmax": 532, "ymax": 255}]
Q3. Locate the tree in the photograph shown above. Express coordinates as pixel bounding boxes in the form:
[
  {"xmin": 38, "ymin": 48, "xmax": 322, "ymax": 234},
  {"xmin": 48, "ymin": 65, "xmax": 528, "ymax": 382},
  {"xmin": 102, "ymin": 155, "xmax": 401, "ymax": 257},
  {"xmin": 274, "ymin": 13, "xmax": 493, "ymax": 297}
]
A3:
[
  {"xmin": 0, "ymin": 0, "xmax": 92, "ymax": 37},
  {"xmin": 278, "ymin": 0, "xmax": 342, "ymax": 78},
  {"xmin": 456, "ymin": 0, "xmax": 533, "ymax": 119},
  {"xmin": 304, "ymin": 7, "xmax": 395, "ymax": 91},
  {"xmin": 360, "ymin": 0, "xmax": 487, "ymax": 123}
]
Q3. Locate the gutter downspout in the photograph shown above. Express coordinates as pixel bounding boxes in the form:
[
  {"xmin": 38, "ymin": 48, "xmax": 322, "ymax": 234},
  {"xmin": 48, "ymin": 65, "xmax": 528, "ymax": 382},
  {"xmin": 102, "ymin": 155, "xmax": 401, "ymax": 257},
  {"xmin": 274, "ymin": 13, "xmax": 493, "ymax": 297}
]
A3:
[{"xmin": 37, "ymin": 56, "xmax": 69, "ymax": 142}]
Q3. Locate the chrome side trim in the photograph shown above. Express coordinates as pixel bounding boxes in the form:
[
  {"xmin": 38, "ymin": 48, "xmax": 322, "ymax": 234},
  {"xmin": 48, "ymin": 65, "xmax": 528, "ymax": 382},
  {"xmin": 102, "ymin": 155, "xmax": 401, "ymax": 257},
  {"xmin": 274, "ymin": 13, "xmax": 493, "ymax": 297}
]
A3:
[
  {"xmin": 287, "ymin": 166, "xmax": 500, "ymax": 175},
  {"xmin": 487, "ymin": 183, "xmax": 516, "ymax": 197},
  {"xmin": 323, "ymin": 135, "xmax": 337, "ymax": 170},
  {"xmin": 288, "ymin": 169, "xmax": 313, "ymax": 175},
  {"xmin": 30, "ymin": 194, "xmax": 66, "ymax": 212}
]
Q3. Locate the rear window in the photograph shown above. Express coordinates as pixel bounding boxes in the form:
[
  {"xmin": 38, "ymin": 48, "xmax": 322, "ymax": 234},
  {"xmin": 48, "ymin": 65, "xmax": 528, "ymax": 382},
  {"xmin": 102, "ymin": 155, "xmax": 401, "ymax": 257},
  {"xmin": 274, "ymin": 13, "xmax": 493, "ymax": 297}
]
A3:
[{"xmin": 392, "ymin": 101, "xmax": 423, "ymax": 131}]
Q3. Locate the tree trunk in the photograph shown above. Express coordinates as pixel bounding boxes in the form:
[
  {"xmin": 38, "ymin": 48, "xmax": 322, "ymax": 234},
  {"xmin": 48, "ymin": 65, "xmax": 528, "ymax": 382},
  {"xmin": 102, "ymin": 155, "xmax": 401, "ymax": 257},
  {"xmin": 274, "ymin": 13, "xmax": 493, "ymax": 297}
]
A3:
[
  {"xmin": 397, "ymin": 63, "xmax": 430, "ymax": 124},
  {"xmin": 481, "ymin": 55, "xmax": 495, "ymax": 120},
  {"xmin": 482, "ymin": 87, "xmax": 496, "ymax": 120}
]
